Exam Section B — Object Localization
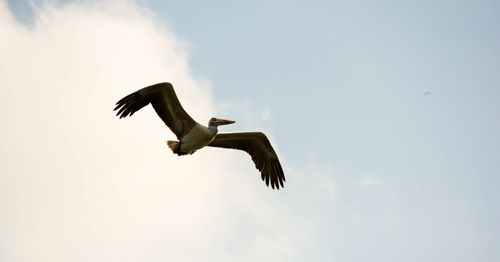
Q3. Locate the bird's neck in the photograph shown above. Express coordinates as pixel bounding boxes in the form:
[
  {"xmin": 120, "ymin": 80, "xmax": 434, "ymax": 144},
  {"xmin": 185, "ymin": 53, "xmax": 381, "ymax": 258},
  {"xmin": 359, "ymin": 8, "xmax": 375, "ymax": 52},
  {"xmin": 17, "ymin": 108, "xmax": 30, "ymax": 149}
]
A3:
[{"xmin": 208, "ymin": 125, "xmax": 218, "ymax": 137}]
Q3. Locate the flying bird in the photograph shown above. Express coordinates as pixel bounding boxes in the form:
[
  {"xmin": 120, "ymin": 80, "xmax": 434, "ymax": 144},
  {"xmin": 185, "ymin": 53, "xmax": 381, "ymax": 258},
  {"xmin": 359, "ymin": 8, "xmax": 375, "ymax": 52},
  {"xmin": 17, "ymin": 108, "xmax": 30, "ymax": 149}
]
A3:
[{"xmin": 114, "ymin": 82, "xmax": 285, "ymax": 189}]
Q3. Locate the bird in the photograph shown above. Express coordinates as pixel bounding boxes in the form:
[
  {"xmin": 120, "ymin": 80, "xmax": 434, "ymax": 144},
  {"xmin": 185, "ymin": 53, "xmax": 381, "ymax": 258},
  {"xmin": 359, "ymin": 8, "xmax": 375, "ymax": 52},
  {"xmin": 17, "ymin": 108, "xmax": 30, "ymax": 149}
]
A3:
[{"xmin": 114, "ymin": 82, "xmax": 285, "ymax": 189}]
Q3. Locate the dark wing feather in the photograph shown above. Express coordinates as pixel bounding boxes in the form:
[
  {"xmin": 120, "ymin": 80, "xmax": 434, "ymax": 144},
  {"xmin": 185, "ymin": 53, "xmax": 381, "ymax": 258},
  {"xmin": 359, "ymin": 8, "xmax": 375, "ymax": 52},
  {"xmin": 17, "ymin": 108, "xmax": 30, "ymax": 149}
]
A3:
[
  {"xmin": 208, "ymin": 132, "xmax": 285, "ymax": 189},
  {"xmin": 114, "ymin": 82, "xmax": 196, "ymax": 139}
]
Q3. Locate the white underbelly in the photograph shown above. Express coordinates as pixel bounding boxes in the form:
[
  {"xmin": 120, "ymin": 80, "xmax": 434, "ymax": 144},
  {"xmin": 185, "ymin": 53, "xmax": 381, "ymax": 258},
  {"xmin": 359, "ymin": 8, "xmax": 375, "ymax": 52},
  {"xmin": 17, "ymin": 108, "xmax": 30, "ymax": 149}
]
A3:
[{"xmin": 180, "ymin": 124, "xmax": 215, "ymax": 153}]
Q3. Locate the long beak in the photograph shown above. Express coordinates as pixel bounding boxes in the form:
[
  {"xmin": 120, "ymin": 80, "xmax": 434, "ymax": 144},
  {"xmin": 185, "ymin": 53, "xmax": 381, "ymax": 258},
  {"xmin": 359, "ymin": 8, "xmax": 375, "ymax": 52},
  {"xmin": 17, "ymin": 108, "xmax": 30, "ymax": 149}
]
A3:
[{"xmin": 214, "ymin": 118, "xmax": 236, "ymax": 126}]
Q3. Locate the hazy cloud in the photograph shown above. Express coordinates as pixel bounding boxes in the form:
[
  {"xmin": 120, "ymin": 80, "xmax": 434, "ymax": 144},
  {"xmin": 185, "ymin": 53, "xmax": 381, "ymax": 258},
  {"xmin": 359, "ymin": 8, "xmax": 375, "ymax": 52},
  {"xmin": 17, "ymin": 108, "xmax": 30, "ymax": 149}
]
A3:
[
  {"xmin": 0, "ymin": 1, "xmax": 313, "ymax": 261},
  {"xmin": 2, "ymin": 1, "xmax": 490, "ymax": 261}
]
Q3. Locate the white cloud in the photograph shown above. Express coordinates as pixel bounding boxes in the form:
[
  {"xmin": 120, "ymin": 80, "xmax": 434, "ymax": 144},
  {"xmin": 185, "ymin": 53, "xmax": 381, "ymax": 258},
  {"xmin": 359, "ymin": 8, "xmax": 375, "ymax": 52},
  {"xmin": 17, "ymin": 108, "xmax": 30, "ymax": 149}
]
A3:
[
  {"xmin": 0, "ymin": 1, "xmax": 314, "ymax": 261},
  {"xmin": 358, "ymin": 175, "xmax": 395, "ymax": 197},
  {"xmin": 0, "ymin": 1, "xmax": 491, "ymax": 261},
  {"xmin": 260, "ymin": 107, "xmax": 272, "ymax": 121},
  {"xmin": 359, "ymin": 175, "xmax": 387, "ymax": 189}
]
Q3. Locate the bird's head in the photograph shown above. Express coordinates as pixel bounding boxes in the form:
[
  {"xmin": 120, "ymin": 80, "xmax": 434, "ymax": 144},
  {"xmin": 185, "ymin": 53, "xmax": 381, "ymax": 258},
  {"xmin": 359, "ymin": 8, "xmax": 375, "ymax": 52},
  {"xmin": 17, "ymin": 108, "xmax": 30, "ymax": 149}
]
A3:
[{"xmin": 208, "ymin": 117, "xmax": 235, "ymax": 127}]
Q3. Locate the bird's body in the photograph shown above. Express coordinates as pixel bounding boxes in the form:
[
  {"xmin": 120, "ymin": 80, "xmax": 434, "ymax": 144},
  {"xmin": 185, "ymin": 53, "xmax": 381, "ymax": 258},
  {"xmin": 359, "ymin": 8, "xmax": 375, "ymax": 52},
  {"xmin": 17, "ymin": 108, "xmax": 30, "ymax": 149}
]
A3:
[
  {"xmin": 169, "ymin": 122, "xmax": 217, "ymax": 155},
  {"xmin": 114, "ymin": 82, "xmax": 285, "ymax": 189},
  {"xmin": 180, "ymin": 123, "xmax": 215, "ymax": 153}
]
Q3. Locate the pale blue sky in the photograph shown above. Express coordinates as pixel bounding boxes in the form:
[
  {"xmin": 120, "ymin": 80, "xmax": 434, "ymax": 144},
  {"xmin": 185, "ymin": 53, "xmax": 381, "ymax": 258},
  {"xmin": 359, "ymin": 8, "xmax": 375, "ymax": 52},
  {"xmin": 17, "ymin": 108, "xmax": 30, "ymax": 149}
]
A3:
[{"xmin": 4, "ymin": 0, "xmax": 500, "ymax": 261}]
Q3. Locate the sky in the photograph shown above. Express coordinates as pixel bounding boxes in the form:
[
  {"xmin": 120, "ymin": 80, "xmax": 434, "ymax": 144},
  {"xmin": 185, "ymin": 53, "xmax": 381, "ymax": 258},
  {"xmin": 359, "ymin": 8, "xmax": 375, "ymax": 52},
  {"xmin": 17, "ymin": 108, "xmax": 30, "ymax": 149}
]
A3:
[{"xmin": 1, "ymin": 0, "xmax": 499, "ymax": 261}]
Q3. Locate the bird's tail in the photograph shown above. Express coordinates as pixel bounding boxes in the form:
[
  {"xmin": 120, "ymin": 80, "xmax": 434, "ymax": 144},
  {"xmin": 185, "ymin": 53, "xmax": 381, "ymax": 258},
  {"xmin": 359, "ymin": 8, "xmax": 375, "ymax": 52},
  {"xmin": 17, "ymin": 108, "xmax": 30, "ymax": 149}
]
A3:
[
  {"xmin": 167, "ymin": 140, "xmax": 179, "ymax": 152},
  {"xmin": 167, "ymin": 140, "xmax": 188, "ymax": 156}
]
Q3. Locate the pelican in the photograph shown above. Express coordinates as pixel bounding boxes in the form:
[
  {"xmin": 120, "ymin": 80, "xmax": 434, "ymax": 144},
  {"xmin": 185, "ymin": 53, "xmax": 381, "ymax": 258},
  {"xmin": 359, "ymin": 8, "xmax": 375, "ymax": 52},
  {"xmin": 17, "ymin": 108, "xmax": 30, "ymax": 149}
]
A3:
[{"xmin": 114, "ymin": 82, "xmax": 285, "ymax": 189}]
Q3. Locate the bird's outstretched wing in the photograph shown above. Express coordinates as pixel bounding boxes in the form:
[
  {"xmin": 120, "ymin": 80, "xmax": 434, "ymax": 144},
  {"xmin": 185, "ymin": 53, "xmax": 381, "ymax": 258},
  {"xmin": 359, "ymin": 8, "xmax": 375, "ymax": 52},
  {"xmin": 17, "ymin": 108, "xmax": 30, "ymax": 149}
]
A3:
[
  {"xmin": 208, "ymin": 132, "xmax": 285, "ymax": 189},
  {"xmin": 114, "ymin": 82, "xmax": 196, "ymax": 139}
]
